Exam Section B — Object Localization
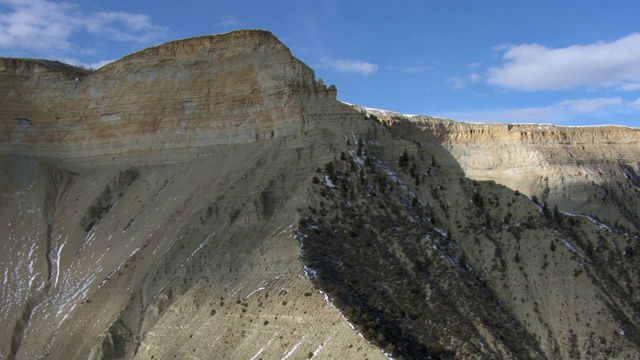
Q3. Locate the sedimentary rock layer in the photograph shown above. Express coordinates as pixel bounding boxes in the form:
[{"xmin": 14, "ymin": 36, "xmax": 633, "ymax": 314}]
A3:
[
  {"xmin": 0, "ymin": 30, "xmax": 336, "ymax": 163},
  {"xmin": 360, "ymin": 107, "xmax": 640, "ymax": 230}
]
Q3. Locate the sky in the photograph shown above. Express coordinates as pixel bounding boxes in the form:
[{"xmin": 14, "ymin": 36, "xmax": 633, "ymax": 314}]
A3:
[{"xmin": 1, "ymin": 0, "xmax": 639, "ymax": 127}]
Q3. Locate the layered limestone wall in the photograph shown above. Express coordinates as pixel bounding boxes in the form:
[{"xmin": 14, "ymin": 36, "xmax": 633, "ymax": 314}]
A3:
[
  {"xmin": 411, "ymin": 118, "xmax": 638, "ymax": 189},
  {"xmin": 357, "ymin": 107, "xmax": 639, "ymax": 229},
  {"xmin": 0, "ymin": 30, "xmax": 336, "ymax": 163}
]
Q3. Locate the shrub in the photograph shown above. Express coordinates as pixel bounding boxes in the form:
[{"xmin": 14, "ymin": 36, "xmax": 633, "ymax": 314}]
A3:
[{"xmin": 399, "ymin": 149, "xmax": 409, "ymax": 167}]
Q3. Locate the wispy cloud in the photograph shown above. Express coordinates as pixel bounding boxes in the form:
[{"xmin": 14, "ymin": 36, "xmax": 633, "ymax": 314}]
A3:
[
  {"xmin": 57, "ymin": 57, "xmax": 116, "ymax": 70},
  {"xmin": 555, "ymin": 97, "xmax": 624, "ymax": 114},
  {"xmin": 319, "ymin": 57, "xmax": 378, "ymax": 76},
  {"xmin": 443, "ymin": 97, "xmax": 637, "ymax": 124},
  {"xmin": 0, "ymin": 0, "xmax": 167, "ymax": 57},
  {"xmin": 86, "ymin": 12, "xmax": 166, "ymax": 43},
  {"xmin": 447, "ymin": 73, "xmax": 482, "ymax": 90},
  {"xmin": 620, "ymin": 83, "xmax": 640, "ymax": 92},
  {"xmin": 488, "ymin": 33, "xmax": 640, "ymax": 91},
  {"xmin": 447, "ymin": 77, "xmax": 467, "ymax": 90},
  {"xmin": 216, "ymin": 15, "xmax": 241, "ymax": 29},
  {"xmin": 397, "ymin": 66, "xmax": 431, "ymax": 74}
]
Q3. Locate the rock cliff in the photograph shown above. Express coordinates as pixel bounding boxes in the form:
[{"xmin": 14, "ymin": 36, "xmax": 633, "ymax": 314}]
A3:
[
  {"xmin": 360, "ymin": 108, "xmax": 640, "ymax": 232},
  {"xmin": 0, "ymin": 30, "xmax": 336, "ymax": 163},
  {"xmin": 1, "ymin": 30, "xmax": 639, "ymax": 360}
]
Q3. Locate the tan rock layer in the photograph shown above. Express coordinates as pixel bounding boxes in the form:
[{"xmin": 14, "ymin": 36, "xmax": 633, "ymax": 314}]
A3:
[
  {"xmin": 0, "ymin": 30, "xmax": 336, "ymax": 162},
  {"xmin": 359, "ymin": 107, "xmax": 640, "ymax": 228}
]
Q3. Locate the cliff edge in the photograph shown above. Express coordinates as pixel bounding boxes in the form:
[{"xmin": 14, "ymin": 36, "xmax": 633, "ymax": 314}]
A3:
[
  {"xmin": 0, "ymin": 30, "xmax": 336, "ymax": 163},
  {"xmin": 358, "ymin": 106, "xmax": 640, "ymax": 232}
]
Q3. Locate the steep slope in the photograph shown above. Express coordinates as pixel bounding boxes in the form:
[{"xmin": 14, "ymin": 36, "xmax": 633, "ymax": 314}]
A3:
[
  {"xmin": 0, "ymin": 30, "xmax": 384, "ymax": 360},
  {"xmin": 363, "ymin": 110, "xmax": 640, "ymax": 233},
  {"xmin": 298, "ymin": 119, "xmax": 639, "ymax": 358},
  {"xmin": 1, "ymin": 30, "xmax": 639, "ymax": 360}
]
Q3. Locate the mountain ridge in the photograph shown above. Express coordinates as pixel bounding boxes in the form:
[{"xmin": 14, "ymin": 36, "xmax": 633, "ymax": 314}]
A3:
[{"xmin": 0, "ymin": 29, "xmax": 336, "ymax": 164}]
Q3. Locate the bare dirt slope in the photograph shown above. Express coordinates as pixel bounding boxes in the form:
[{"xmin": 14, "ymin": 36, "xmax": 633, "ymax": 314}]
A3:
[{"xmin": 1, "ymin": 30, "xmax": 639, "ymax": 359}]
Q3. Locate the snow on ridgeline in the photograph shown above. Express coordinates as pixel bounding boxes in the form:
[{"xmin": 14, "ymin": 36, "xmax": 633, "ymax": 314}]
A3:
[
  {"xmin": 342, "ymin": 102, "xmax": 418, "ymax": 119},
  {"xmin": 343, "ymin": 101, "xmax": 640, "ymax": 129}
]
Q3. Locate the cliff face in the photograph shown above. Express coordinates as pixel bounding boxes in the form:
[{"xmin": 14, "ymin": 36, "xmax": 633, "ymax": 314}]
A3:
[
  {"xmin": 419, "ymin": 119, "xmax": 640, "ymax": 231},
  {"xmin": 1, "ymin": 31, "xmax": 639, "ymax": 360},
  {"xmin": 361, "ymin": 108, "xmax": 640, "ymax": 232},
  {"xmin": 0, "ymin": 30, "xmax": 336, "ymax": 163}
]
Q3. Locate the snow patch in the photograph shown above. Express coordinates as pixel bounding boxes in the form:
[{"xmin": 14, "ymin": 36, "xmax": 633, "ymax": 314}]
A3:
[
  {"xmin": 561, "ymin": 239, "xmax": 586, "ymax": 258},
  {"xmin": 243, "ymin": 283, "xmax": 266, "ymax": 300},
  {"xmin": 324, "ymin": 175, "xmax": 336, "ymax": 188},
  {"xmin": 53, "ymin": 238, "xmax": 67, "ymax": 289},
  {"xmin": 586, "ymin": 216, "xmax": 613, "ymax": 232},
  {"xmin": 302, "ymin": 264, "xmax": 317, "ymax": 280},
  {"xmin": 250, "ymin": 335, "xmax": 277, "ymax": 360},
  {"xmin": 281, "ymin": 336, "xmax": 305, "ymax": 360}
]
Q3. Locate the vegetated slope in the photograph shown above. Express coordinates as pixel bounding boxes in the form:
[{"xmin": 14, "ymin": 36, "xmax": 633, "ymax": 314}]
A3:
[
  {"xmin": 0, "ymin": 132, "xmax": 392, "ymax": 360},
  {"xmin": 0, "ymin": 30, "xmax": 639, "ymax": 360},
  {"xmin": 297, "ymin": 116, "xmax": 640, "ymax": 359},
  {"xmin": 371, "ymin": 110, "xmax": 640, "ymax": 234}
]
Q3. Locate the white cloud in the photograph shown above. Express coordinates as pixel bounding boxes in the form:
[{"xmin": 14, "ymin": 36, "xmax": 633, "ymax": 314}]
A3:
[
  {"xmin": 319, "ymin": 57, "xmax": 378, "ymax": 76},
  {"xmin": 0, "ymin": 0, "xmax": 166, "ymax": 56},
  {"xmin": 445, "ymin": 97, "xmax": 637, "ymax": 124},
  {"xmin": 487, "ymin": 33, "xmax": 640, "ymax": 91},
  {"xmin": 0, "ymin": 0, "xmax": 76, "ymax": 52},
  {"xmin": 400, "ymin": 66, "xmax": 430, "ymax": 74},
  {"xmin": 620, "ymin": 83, "xmax": 640, "ymax": 92}
]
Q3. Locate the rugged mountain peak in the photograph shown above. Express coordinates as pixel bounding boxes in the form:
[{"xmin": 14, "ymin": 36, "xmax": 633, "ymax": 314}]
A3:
[
  {"xmin": 112, "ymin": 29, "xmax": 281, "ymax": 63},
  {"xmin": 0, "ymin": 30, "xmax": 337, "ymax": 163}
]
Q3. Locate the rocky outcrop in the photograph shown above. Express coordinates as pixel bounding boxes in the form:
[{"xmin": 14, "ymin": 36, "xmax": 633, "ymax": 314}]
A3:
[{"xmin": 0, "ymin": 30, "xmax": 337, "ymax": 163}]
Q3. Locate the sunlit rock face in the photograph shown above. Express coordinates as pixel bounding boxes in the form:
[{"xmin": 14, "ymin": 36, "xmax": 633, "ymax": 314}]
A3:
[
  {"xmin": 1, "ymin": 30, "xmax": 639, "ymax": 360},
  {"xmin": 0, "ymin": 30, "xmax": 336, "ymax": 163}
]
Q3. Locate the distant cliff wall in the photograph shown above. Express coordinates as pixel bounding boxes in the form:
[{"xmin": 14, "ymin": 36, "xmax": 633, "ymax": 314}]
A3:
[{"xmin": 358, "ymin": 108, "xmax": 640, "ymax": 229}]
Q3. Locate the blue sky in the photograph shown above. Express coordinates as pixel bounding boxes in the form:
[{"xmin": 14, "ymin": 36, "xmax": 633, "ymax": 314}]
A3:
[{"xmin": 1, "ymin": 0, "xmax": 639, "ymax": 127}]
